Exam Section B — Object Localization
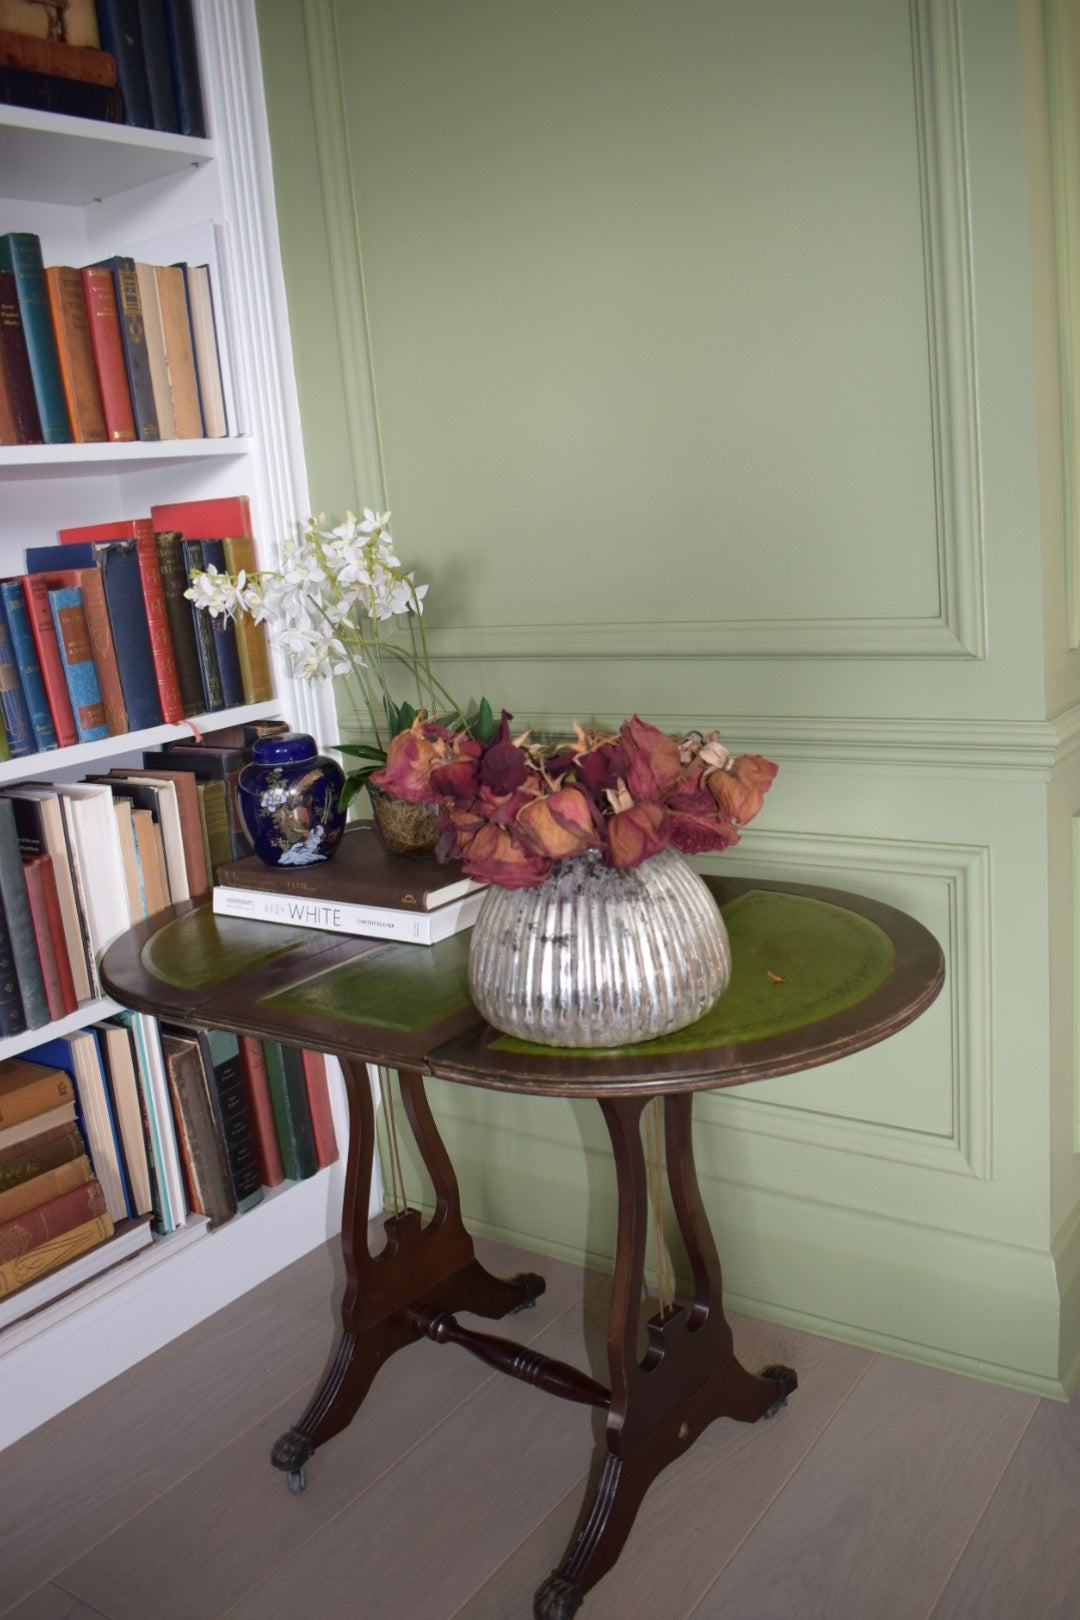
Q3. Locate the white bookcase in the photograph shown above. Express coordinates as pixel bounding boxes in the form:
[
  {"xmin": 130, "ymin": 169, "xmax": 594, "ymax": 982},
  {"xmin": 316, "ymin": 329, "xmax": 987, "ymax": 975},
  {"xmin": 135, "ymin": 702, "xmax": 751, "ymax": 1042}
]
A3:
[{"xmin": 0, "ymin": 1, "xmax": 349, "ymax": 1451}]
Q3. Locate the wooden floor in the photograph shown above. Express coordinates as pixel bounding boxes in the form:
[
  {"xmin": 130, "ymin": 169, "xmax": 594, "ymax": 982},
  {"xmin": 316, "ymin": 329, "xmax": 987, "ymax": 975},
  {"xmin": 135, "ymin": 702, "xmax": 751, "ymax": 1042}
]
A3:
[{"xmin": 3, "ymin": 1227, "xmax": 1080, "ymax": 1620}]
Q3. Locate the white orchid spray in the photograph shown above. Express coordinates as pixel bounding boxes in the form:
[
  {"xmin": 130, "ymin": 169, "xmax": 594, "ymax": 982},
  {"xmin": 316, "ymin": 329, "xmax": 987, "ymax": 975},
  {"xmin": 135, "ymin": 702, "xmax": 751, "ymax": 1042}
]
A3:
[{"xmin": 185, "ymin": 508, "xmax": 496, "ymax": 809}]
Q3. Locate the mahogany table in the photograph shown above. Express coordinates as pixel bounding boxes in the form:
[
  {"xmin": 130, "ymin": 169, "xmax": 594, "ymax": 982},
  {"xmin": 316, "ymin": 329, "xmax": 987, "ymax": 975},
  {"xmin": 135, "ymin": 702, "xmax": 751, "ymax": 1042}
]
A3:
[{"xmin": 100, "ymin": 875, "xmax": 944, "ymax": 1619}]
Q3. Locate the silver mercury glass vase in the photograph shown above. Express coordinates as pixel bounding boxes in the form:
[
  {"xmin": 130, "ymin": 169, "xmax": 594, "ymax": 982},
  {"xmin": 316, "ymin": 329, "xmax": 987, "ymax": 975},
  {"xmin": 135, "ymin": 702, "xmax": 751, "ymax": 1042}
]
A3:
[{"xmin": 467, "ymin": 844, "xmax": 732, "ymax": 1047}]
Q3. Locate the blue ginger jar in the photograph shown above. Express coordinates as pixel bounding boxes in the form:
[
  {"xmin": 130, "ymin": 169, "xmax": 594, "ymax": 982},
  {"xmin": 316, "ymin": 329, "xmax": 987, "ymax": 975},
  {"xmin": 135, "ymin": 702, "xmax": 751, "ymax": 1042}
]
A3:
[{"xmin": 237, "ymin": 733, "xmax": 346, "ymax": 867}]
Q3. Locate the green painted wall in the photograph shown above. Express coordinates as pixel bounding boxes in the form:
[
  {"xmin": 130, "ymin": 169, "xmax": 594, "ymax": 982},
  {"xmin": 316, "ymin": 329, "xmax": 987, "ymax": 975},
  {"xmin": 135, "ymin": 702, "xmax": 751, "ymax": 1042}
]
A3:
[{"xmin": 255, "ymin": 0, "xmax": 1080, "ymax": 1395}]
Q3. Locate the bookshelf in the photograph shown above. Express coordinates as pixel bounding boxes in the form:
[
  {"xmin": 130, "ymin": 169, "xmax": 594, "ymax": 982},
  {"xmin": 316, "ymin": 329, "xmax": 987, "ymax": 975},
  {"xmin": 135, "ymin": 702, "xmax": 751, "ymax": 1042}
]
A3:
[{"xmin": 0, "ymin": 1, "xmax": 350, "ymax": 1450}]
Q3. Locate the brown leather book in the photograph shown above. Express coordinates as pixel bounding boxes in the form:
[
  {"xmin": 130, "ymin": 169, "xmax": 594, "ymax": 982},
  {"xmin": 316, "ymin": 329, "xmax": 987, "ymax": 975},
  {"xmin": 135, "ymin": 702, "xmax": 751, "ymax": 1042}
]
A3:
[
  {"xmin": 154, "ymin": 263, "xmax": 204, "ymax": 438},
  {"xmin": 0, "ymin": 1212, "xmax": 114, "ymax": 1301},
  {"xmin": 0, "ymin": 341, "xmax": 17, "ymax": 445},
  {"xmin": 21, "ymin": 853, "xmax": 78, "ymax": 1020},
  {"xmin": 0, "ymin": 1055, "xmax": 73, "ymax": 1130},
  {"xmin": 0, "ymin": 268, "xmax": 42, "ymax": 443},
  {"xmin": 0, "ymin": 25, "xmax": 116, "ymax": 84},
  {"xmin": 221, "ymin": 536, "xmax": 274, "ymax": 702},
  {"xmin": 80, "ymin": 266, "xmax": 136, "ymax": 443},
  {"xmin": 76, "ymin": 565, "xmax": 128, "ymax": 736},
  {"xmin": 160, "ymin": 1029, "xmax": 237, "ymax": 1228},
  {"xmin": 0, "ymin": 1175, "xmax": 107, "ymax": 1264},
  {"xmin": 217, "ymin": 822, "xmax": 480, "ymax": 912},
  {"xmin": 0, "ymin": 1153, "xmax": 92, "ymax": 1224},
  {"xmin": 0, "ymin": 1, "xmax": 101, "ymax": 50},
  {"xmin": 43, "ymin": 266, "xmax": 107, "ymax": 442},
  {"xmin": 0, "ymin": 1120, "xmax": 85, "ymax": 1193}
]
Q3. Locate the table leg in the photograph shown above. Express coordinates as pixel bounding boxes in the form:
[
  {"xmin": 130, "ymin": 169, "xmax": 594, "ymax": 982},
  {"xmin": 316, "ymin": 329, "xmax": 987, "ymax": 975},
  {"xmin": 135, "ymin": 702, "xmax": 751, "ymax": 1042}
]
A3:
[
  {"xmin": 534, "ymin": 1092, "xmax": 795, "ymax": 1619},
  {"xmin": 271, "ymin": 1060, "xmax": 544, "ymax": 1490}
]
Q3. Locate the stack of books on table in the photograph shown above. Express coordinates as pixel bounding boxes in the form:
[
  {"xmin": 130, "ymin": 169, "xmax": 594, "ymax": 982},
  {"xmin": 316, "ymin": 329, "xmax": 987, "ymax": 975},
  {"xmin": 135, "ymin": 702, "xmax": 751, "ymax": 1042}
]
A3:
[
  {"xmin": 0, "ymin": 1052, "xmax": 153, "ymax": 1319},
  {"xmin": 212, "ymin": 823, "xmax": 488, "ymax": 945}
]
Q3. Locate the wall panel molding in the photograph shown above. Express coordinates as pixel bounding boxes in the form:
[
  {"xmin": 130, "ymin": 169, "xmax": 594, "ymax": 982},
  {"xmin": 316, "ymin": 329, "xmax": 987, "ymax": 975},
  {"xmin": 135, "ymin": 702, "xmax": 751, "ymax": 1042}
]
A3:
[
  {"xmin": 703, "ymin": 829, "xmax": 992, "ymax": 1178},
  {"xmin": 306, "ymin": 0, "xmax": 987, "ymax": 662}
]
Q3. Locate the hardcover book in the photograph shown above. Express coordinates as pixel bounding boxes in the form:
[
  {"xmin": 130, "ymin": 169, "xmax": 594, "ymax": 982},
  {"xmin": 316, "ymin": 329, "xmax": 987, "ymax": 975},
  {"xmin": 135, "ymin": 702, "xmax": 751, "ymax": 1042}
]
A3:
[
  {"xmin": 95, "ymin": 256, "xmax": 158, "ymax": 439},
  {"xmin": 236, "ymin": 1034, "xmax": 283, "ymax": 1187},
  {"xmin": 154, "ymin": 262, "xmax": 203, "ymax": 436},
  {"xmin": 26, "ymin": 1030, "xmax": 131, "ymax": 1222},
  {"xmin": 143, "ymin": 740, "xmax": 250, "ymax": 860},
  {"xmin": 1, "ymin": 784, "xmax": 94, "ymax": 1005},
  {"xmin": 37, "ymin": 539, "xmax": 162, "ymax": 731},
  {"xmin": 153, "ymin": 530, "xmax": 205, "ymax": 716},
  {"xmin": 0, "ymin": 795, "xmax": 49, "ymax": 1029},
  {"xmin": 0, "ymin": 578, "xmax": 57, "ymax": 752},
  {"xmin": 136, "ymin": 0, "xmax": 179, "ymax": 132},
  {"xmin": 197, "ymin": 539, "xmax": 244, "ymax": 707},
  {"xmin": 182, "ymin": 263, "xmax": 226, "ymax": 435},
  {"xmin": 0, "ymin": 1120, "xmax": 85, "ymax": 1194},
  {"xmin": 0, "ymin": 1055, "xmax": 73, "ymax": 1129},
  {"xmin": 21, "ymin": 852, "xmax": 78, "ymax": 1020},
  {"xmin": 80, "ymin": 266, "xmax": 137, "ymax": 442},
  {"xmin": 20, "ymin": 572, "xmax": 78, "ymax": 747},
  {"xmin": 94, "ymin": 1019, "xmax": 154, "ymax": 1217},
  {"xmin": 0, "ymin": 233, "xmax": 71, "ymax": 443},
  {"xmin": 217, "ymin": 823, "xmax": 482, "ymax": 910},
  {"xmin": 0, "ymin": 65, "xmax": 123, "ymax": 122},
  {"xmin": 104, "ymin": 767, "xmax": 205, "ymax": 897},
  {"xmin": 161, "ymin": 0, "xmax": 205, "ymax": 136},
  {"xmin": 0, "ymin": 26, "xmax": 116, "ymax": 83},
  {"xmin": 94, "ymin": 0, "xmax": 153, "ymax": 128},
  {"xmin": 211, "ymin": 882, "xmax": 486, "ymax": 945},
  {"xmin": 0, "ymin": 1174, "xmax": 107, "ymax": 1264},
  {"xmin": 261, "ymin": 1039, "xmax": 317, "ymax": 1184},
  {"xmin": 75, "ymin": 566, "xmax": 127, "ymax": 735},
  {"xmin": 0, "ymin": 1, "xmax": 101, "ymax": 48},
  {"xmin": 0, "ymin": 1211, "xmax": 115, "ymax": 1301},
  {"xmin": 0, "ymin": 1152, "xmax": 92, "ymax": 1226},
  {"xmin": 0, "ymin": 593, "xmax": 35, "ymax": 758},
  {"xmin": 220, "ymin": 535, "xmax": 273, "ymax": 702},
  {"xmin": 193, "ymin": 1026, "xmax": 263, "ymax": 1212},
  {"xmin": 179, "ymin": 539, "xmax": 223, "ymax": 712},
  {"xmin": 0, "ymin": 267, "xmax": 42, "ymax": 442},
  {"xmin": 115, "ymin": 1007, "xmax": 186, "ymax": 1233},
  {"xmin": 43, "ymin": 266, "xmax": 107, "ymax": 443},
  {"xmin": 301, "ymin": 1049, "xmax": 338, "ymax": 1169},
  {"xmin": 132, "ymin": 261, "xmax": 174, "ymax": 440},
  {"xmin": 0, "ymin": 1101, "xmax": 76, "ymax": 1154},
  {"xmin": 159, "ymin": 1028, "xmax": 236, "ymax": 1228},
  {"xmin": 0, "ymin": 337, "xmax": 18, "ymax": 445},
  {"xmin": 48, "ymin": 586, "xmax": 109, "ymax": 742}
]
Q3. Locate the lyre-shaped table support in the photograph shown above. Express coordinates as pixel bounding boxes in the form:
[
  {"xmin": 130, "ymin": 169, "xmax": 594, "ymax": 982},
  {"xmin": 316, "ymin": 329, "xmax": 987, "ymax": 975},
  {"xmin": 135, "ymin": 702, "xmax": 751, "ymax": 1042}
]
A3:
[{"xmin": 533, "ymin": 1092, "xmax": 795, "ymax": 1620}]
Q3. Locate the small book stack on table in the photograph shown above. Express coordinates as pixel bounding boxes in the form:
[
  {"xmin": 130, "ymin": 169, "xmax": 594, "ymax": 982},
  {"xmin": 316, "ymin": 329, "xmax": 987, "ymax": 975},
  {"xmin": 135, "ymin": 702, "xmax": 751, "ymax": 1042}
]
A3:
[{"xmin": 211, "ymin": 823, "xmax": 487, "ymax": 945}]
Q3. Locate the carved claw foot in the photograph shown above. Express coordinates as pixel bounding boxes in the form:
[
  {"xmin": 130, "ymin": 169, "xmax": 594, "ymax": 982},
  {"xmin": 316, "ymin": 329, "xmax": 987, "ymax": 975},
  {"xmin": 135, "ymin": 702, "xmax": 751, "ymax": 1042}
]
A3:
[
  {"xmin": 760, "ymin": 1363, "xmax": 799, "ymax": 1418},
  {"xmin": 508, "ymin": 1271, "xmax": 547, "ymax": 1313},
  {"xmin": 534, "ymin": 1573, "xmax": 583, "ymax": 1619}
]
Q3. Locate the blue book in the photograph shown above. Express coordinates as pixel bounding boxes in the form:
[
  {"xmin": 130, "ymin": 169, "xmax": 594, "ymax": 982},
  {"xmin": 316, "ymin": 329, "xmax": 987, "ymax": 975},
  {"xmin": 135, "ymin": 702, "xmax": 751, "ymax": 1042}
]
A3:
[
  {"xmin": 162, "ymin": 0, "xmax": 206, "ymax": 137},
  {"xmin": 0, "ymin": 580, "xmax": 56, "ymax": 753},
  {"xmin": 0, "ymin": 233, "xmax": 72, "ymax": 444},
  {"xmin": 94, "ymin": 0, "xmax": 154, "ymax": 130},
  {"xmin": 197, "ymin": 540, "xmax": 245, "ymax": 708},
  {"xmin": 0, "ymin": 603, "xmax": 35, "ymax": 759},
  {"xmin": 47, "ymin": 587, "xmax": 109, "ymax": 744},
  {"xmin": 27, "ymin": 542, "xmax": 163, "ymax": 732},
  {"xmin": 26, "ymin": 1031, "xmax": 134, "ymax": 1221}
]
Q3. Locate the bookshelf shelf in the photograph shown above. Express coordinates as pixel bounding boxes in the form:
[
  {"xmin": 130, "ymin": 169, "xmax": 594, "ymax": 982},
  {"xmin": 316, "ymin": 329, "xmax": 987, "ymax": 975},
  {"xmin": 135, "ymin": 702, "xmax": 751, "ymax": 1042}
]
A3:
[
  {"xmin": 0, "ymin": 439, "xmax": 250, "ymax": 480},
  {"xmin": 0, "ymin": 995, "xmax": 121, "ymax": 1064},
  {"xmin": 0, "ymin": 106, "xmax": 214, "ymax": 206}
]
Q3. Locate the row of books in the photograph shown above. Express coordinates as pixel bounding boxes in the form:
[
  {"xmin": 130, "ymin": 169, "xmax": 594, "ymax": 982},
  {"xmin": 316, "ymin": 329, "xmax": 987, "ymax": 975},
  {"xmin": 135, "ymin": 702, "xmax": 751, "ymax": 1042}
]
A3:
[
  {"xmin": 0, "ymin": 719, "xmax": 289, "ymax": 1038},
  {"xmin": 0, "ymin": 1021, "xmax": 338, "ymax": 1324},
  {"xmin": 0, "ymin": 497, "xmax": 274, "ymax": 762},
  {"xmin": 0, "ymin": 230, "xmax": 231, "ymax": 446},
  {"xmin": 0, "ymin": 1, "xmax": 204, "ymax": 135}
]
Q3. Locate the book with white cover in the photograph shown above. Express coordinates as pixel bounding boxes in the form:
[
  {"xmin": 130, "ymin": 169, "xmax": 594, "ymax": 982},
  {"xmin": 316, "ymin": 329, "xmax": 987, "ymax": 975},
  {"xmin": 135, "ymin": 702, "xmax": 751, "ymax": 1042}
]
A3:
[{"xmin": 212, "ymin": 882, "xmax": 486, "ymax": 944}]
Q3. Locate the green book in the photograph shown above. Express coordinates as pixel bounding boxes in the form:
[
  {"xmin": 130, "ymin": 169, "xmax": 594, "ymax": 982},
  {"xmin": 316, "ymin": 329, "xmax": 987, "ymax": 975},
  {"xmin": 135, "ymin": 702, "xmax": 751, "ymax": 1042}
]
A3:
[
  {"xmin": 0, "ymin": 233, "xmax": 72, "ymax": 444},
  {"xmin": 261, "ymin": 1040, "xmax": 318, "ymax": 1183}
]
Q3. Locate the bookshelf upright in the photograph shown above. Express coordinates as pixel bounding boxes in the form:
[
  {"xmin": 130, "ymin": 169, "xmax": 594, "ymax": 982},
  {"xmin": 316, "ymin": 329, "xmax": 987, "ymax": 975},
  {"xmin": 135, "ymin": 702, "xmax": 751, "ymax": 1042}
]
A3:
[{"xmin": 0, "ymin": 1, "xmax": 347, "ymax": 1449}]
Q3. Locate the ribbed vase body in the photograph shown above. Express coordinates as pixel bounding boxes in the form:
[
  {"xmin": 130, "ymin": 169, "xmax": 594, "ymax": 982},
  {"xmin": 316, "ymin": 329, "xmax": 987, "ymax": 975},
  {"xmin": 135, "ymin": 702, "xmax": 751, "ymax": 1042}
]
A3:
[{"xmin": 468, "ymin": 845, "xmax": 731, "ymax": 1047}]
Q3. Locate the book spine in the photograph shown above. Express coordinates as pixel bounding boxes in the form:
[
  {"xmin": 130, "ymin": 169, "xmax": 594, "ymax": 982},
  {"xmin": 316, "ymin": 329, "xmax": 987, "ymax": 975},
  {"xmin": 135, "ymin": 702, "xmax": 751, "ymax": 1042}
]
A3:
[
  {"xmin": 301, "ymin": 1049, "xmax": 338, "ymax": 1169},
  {"xmin": 0, "ymin": 233, "xmax": 71, "ymax": 443},
  {"xmin": 154, "ymin": 261, "xmax": 202, "ymax": 435},
  {"xmin": 0, "ymin": 1058, "xmax": 72, "ymax": 1128},
  {"xmin": 22, "ymin": 854, "xmax": 78, "ymax": 1020},
  {"xmin": 161, "ymin": 1034, "xmax": 236, "ymax": 1228},
  {"xmin": 0, "ymin": 1153, "xmax": 92, "ymax": 1224},
  {"xmin": 0, "ymin": 334, "xmax": 17, "ymax": 445},
  {"xmin": 161, "ymin": 0, "xmax": 205, "ymax": 136},
  {"xmin": 201, "ymin": 1028, "xmax": 263, "ymax": 1211},
  {"xmin": 180, "ymin": 541, "xmax": 224, "ymax": 711},
  {"xmin": 197, "ymin": 540, "xmax": 244, "ymax": 706},
  {"xmin": 0, "ymin": 883, "xmax": 25, "ymax": 1038},
  {"xmin": 48, "ymin": 587, "xmax": 109, "ymax": 743},
  {"xmin": 0, "ymin": 1122, "xmax": 85, "ymax": 1192},
  {"xmin": 0, "ymin": 798, "xmax": 47, "ymax": 1028},
  {"xmin": 0, "ymin": 64, "xmax": 124, "ymax": 122},
  {"xmin": 43, "ymin": 266, "xmax": 107, "ymax": 444},
  {"xmin": 95, "ymin": 542, "xmax": 164, "ymax": 731},
  {"xmin": 80, "ymin": 267, "xmax": 136, "ymax": 443},
  {"xmin": 107, "ymin": 258, "xmax": 159, "ymax": 439},
  {"xmin": 210, "ymin": 882, "xmax": 484, "ymax": 944},
  {"xmin": 261, "ymin": 1040, "xmax": 316, "ymax": 1184},
  {"xmin": 133, "ymin": 528, "xmax": 185, "ymax": 722},
  {"xmin": 76, "ymin": 567, "xmax": 128, "ymax": 736},
  {"xmin": 94, "ymin": 0, "xmax": 153, "ymax": 127},
  {"xmin": 153, "ymin": 531, "xmax": 205, "ymax": 716},
  {"xmin": 236, "ymin": 1035, "xmax": 284, "ymax": 1187},
  {"xmin": 136, "ymin": 0, "xmax": 179, "ymax": 131},
  {"xmin": 220, "ymin": 536, "xmax": 274, "ymax": 702},
  {"xmin": 0, "ymin": 580, "xmax": 57, "ymax": 752},
  {"xmin": 182, "ymin": 265, "xmax": 226, "ymax": 436},
  {"xmin": 0, "ymin": 267, "xmax": 42, "ymax": 443},
  {"xmin": 0, "ymin": 599, "xmax": 35, "ymax": 758},
  {"xmin": 0, "ymin": 1174, "xmax": 106, "ymax": 1263},
  {"xmin": 0, "ymin": 27, "xmax": 117, "ymax": 84},
  {"xmin": 0, "ymin": 1212, "xmax": 114, "ymax": 1298},
  {"xmin": 21, "ymin": 575, "xmax": 78, "ymax": 747},
  {"xmin": 196, "ymin": 779, "xmax": 232, "ymax": 880}
]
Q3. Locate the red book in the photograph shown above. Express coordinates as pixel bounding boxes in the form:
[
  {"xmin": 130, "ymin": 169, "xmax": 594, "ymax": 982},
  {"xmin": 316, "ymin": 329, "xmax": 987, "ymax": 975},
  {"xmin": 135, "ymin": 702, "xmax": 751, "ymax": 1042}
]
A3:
[
  {"xmin": 80, "ymin": 266, "xmax": 136, "ymax": 443},
  {"xmin": 237, "ymin": 1035, "xmax": 284, "ymax": 1187},
  {"xmin": 57, "ymin": 518, "xmax": 185, "ymax": 723},
  {"xmin": 0, "ymin": 1174, "xmax": 106, "ymax": 1263},
  {"xmin": 148, "ymin": 495, "xmax": 253, "ymax": 541},
  {"xmin": 20, "ymin": 574, "xmax": 78, "ymax": 747},
  {"xmin": 21, "ymin": 853, "xmax": 78, "ymax": 1020},
  {"xmin": 301, "ymin": 1049, "xmax": 338, "ymax": 1169}
]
